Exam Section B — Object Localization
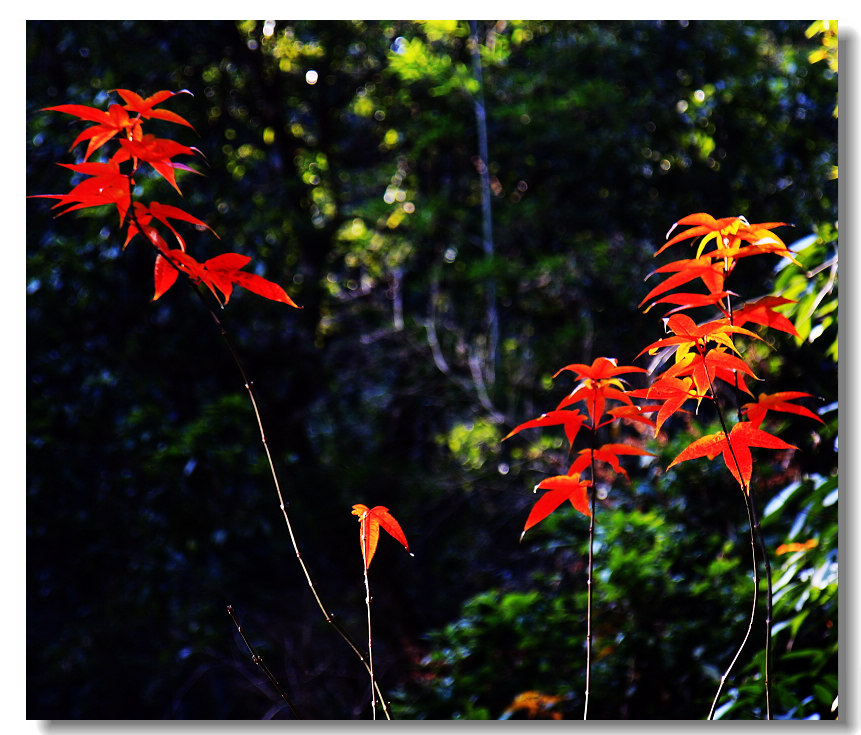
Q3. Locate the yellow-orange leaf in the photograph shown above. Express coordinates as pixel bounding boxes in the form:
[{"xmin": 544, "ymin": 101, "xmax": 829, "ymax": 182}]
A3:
[{"xmin": 351, "ymin": 504, "xmax": 411, "ymax": 569}]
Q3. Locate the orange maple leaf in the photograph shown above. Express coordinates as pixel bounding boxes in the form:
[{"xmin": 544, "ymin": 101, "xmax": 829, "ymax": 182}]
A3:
[
  {"xmin": 741, "ymin": 392, "xmax": 823, "ymax": 429},
  {"xmin": 668, "ymin": 421, "xmax": 797, "ymax": 489},
  {"xmin": 567, "ymin": 443, "xmax": 655, "ymax": 482},
  {"xmin": 351, "ymin": 504, "xmax": 412, "ymax": 569},
  {"xmin": 502, "ymin": 408, "xmax": 587, "ymax": 450},
  {"xmin": 554, "ymin": 357, "xmax": 646, "ymax": 428},
  {"xmin": 521, "ymin": 474, "xmax": 592, "ymax": 540}
]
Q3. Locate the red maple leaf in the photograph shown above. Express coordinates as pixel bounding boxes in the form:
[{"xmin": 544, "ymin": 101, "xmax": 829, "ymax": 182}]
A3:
[
  {"xmin": 659, "ymin": 346, "xmax": 757, "ymax": 398},
  {"xmin": 638, "ymin": 314, "xmax": 760, "ymax": 359},
  {"xmin": 656, "ymin": 213, "xmax": 797, "ymax": 266},
  {"xmin": 567, "ymin": 443, "xmax": 655, "ymax": 481},
  {"xmin": 639, "ymin": 255, "xmax": 728, "ymax": 310},
  {"xmin": 732, "ymin": 296, "xmax": 800, "ymax": 338},
  {"xmin": 351, "ymin": 504, "xmax": 412, "ymax": 569},
  {"xmin": 668, "ymin": 421, "xmax": 797, "ymax": 489},
  {"xmin": 113, "ymin": 88, "xmax": 196, "ymax": 130},
  {"xmin": 741, "ymin": 392, "xmax": 824, "ymax": 429},
  {"xmin": 502, "ymin": 408, "xmax": 587, "ymax": 450},
  {"xmin": 31, "ymin": 160, "xmax": 132, "ymax": 224},
  {"xmin": 124, "ymin": 201, "xmax": 218, "ymax": 251},
  {"xmin": 629, "ymin": 375, "xmax": 705, "ymax": 435},
  {"xmin": 554, "ymin": 357, "xmax": 646, "ymax": 428},
  {"xmin": 521, "ymin": 475, "xmax": 592, "ymax": 539},
  {"xmin": 153, "ymin": 250, "xmax": 300, "ymax": 307},
  {"xmin": 42, "ymin": 102, "xmax": 139, "ymax": 161},
  {"xmin": 115, "ymin": 134, "xmax": 201, "ymax": 193}
]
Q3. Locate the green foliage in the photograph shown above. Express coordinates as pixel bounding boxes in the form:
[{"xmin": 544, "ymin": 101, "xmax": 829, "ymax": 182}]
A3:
[
  {"xmin": 715, "ymin": 471, "xmax": 838, "ymax": 719},
  {"xmin": 773, "ymin": 224, "xmax": 838, "ymax": 361},
  {"xmin": 392, "ymin": 504, "xmax": 757, "ymax": 719}
]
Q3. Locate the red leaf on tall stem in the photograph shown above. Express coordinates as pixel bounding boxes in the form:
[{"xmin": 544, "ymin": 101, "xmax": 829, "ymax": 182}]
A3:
[
  {"xmin": 351, "ymin": 504, "xmax": 411, "ymax": 569},
  {"xmin": 668, "ymin": 421, "xmax": 797, "ymax": 489}
]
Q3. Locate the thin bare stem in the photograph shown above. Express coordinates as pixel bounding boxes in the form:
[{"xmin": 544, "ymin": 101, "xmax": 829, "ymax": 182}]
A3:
[
  {"xmin": 748, "ymin": 492, "xmax": 773, "ymax": 719},
  {"xmin": 723, "ymin": 293, "xmax": 773, "ymax": 719},
  {"xmin": 708, "ymin": 489, "xmax": 758, "ymax": 719},
  {"xmin": 583, "ymin": 395, "xmax": 600, "ymax": 720},
  {"xmin": 584, "ymin": 458, "xmax": 595, "ymax": 720},
  {"xmin": 701, "ymin": 350, "xmax": 770, "ymax": 720},
  {"xmin": 361, "ymin": 557, "xmax": 376, "ymax": 720},
  {"xmin": 227, "ymin": 605, "xmax": 302, "ymax": 719}
]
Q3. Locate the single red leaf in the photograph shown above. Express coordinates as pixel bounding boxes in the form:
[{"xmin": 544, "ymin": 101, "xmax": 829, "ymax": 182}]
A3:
[
  {"xmin": 668, "ymin": 421, "xmax": 797, "ymax": 489},
  {"xmin": 637, "ymin": 314, "xmax": 760, "ymax": 360},
  {"xmin": 31, "ymin": 161, "xmax": 131, "ymax": 224},
  {"xmin": 553, "ymin": 357, "xmax": 644, "ymax": 428},
  {"xmin": 644, "ymin": 290, "xmax": 736, "ymax": 315},
  {"xmin": 502, "ymin": 409, "xmax": 587, "ymax": 449},
  {"xmin": 43, "ymin": 103, "xmax": 117, "ymax": 124},
  {"xmin": 741, "ymin": 392, "xmax": 824, "ymax": 429},
  {"xmin": 231, "ymin": 271, "xmax": 300, "ymax": 307},
  {"xmin": 113, "ymin": 88, "xmax": 196, "ymax": 130},
  {"xmin": 200, "ymin": 253, "xmax": 300, "ymax": 307},
  {"xmin": 351, "ymin": 504, "xmax": 411, "ymax": 569},
  {"xmin": 153, "ymin": 253, "xmax": 179, "ymax": 301},
  {"xmin": 630, "ymin": 376, "xmax": 700, "ymax": 434},
  {"xmin": 521, "ymin": 475, "xmax": 591, "ymax": 540},
  {"xmin": 116, "ymin": 135, "xmax": 200, "ymax": 193},
  {"xmin": 732, "ymin": 296, "xmax": 800, "ymax": 337},
  {"xmin": 43, "ymin": 102, "xmax": 136, "ymax": 160},
  {"xmin": 606, "ymin": 404, "xmax": 657, "ymax": 431},
  {"xmin": 640, "ymin": 257, "xmax": 727, "ymax": 307}
]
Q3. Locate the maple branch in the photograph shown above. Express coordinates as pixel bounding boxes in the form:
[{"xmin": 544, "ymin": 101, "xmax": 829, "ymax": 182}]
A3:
[
  {"xmin": 227, "ymin": 605, "xmax": 302, "ymax": 719},
  {"xmin": 124, "ymin": 180, "xmax": 394, "ymax": 720}
]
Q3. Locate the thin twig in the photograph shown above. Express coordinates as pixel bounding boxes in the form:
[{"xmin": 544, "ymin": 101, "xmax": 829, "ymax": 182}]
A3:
[
  {"xmin": 748, "ymin": 492, "xmax": 773, "ymax": 719},
  {"xmin": 708, "ymin": 489, "xmax": 758, "ymax": 719},
  {"xmin": 361, "ymin": 555, "xmax": 376, "ymax": 720},
  {"xmin": 227, "ymin": 605, "xmax": 302, "ymax": 719}
]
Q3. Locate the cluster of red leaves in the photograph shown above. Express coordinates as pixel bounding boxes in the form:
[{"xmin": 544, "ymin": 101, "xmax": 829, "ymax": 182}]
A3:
[
  {"xmin": 506, "ymin": 213, "xmax": 823, "ymax": 537},
  {"xmin": 504, "ymin": 357, "xmax": 654, "ymax": 538},
  {"xmin": 636, "ymin": 213, "xmax": 820, "ymax": 490},
  {"xmin": 33, "ymin": 89, "xmax": 298, "ymax": 308}
]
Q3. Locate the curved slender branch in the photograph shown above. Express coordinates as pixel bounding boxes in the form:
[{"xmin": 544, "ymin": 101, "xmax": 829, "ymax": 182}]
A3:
[
  {"xmin": 708, "ymin": 488, "xmax": 758, "ymax": 719},
  {"xmin": 227, "ymin": 605, "xmax": 302, "ymax": 719}
]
